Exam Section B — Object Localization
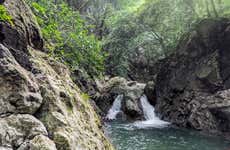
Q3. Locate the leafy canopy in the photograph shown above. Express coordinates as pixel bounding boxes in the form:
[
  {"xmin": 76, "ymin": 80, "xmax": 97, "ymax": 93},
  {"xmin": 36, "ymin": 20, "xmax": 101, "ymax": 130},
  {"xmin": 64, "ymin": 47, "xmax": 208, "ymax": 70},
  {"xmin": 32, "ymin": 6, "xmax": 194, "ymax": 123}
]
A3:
[{"xmin": 27, "ymin": 0, "xmax": 106, "ymax": 76}]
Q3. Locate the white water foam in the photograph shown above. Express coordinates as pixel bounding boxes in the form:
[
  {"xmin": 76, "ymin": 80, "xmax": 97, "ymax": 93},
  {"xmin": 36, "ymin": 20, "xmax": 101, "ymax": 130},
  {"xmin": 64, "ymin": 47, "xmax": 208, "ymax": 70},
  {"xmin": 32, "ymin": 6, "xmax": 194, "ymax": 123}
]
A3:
[
  {"xmin": 133, "ymin": 95, "xmax": 170, "ymax": 129},
  {"xmin": 106, "ymin": 95, "xmax": 123, "ymax": 120}
]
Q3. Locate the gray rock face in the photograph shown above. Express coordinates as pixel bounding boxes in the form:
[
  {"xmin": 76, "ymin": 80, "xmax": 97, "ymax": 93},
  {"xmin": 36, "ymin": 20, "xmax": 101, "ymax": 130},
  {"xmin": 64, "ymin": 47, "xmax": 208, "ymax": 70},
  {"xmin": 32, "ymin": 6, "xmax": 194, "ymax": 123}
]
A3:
[
  {"xmin": 0, "ymin": 0, "xmax": 43, "ymax": 70},
  {"xmin": 0, "ymin": 114, "xmax": 56, "ymax": 149},
  {"xmin": 18, "ymin": 135, "xmax": 57, "ymax": 150},
  {"xmin": 155, "ymin": 19, "xmax": 230, "ymax": 133},
  {"xmin": 71, "ymin": 69, "xmax": 99, "ymax": 96},
  {"xmin": 2, "ymin": 0, "xmax": 43, "ymax": 50},
  {"xmin": 0, "ymin": 44, "xmax": 43, "ymax": 115},
  {"xmin": 0, "ymin": 0, "xmax": 114, "ymax": 149}
]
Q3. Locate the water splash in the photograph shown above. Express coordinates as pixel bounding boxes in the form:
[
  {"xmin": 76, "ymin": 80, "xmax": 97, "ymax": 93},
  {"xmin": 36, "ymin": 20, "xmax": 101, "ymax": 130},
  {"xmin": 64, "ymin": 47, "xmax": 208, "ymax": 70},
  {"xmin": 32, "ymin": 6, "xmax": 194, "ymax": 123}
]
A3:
[
  {"xmin": 106, "ymin": 95, "xmax": 123, "ymax": 120},
  {"xmin": 134, "ymin": 95, "xmax": 170, "ymax": 128}
]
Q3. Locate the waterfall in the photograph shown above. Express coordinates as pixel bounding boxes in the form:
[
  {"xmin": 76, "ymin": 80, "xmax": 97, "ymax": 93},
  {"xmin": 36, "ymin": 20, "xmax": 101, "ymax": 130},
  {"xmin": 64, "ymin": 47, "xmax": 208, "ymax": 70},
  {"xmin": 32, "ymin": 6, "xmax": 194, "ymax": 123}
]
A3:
[
  {"xmin": 134, "ymin": 95, "xmax": 170, "ymax": 128},
  {"xmin": 106, "ymin": 95, "xmax": 123, "ymax": 120},
  {"xmin": 141, "ymin": 95, "xmax": 158, "ymax": 120}
]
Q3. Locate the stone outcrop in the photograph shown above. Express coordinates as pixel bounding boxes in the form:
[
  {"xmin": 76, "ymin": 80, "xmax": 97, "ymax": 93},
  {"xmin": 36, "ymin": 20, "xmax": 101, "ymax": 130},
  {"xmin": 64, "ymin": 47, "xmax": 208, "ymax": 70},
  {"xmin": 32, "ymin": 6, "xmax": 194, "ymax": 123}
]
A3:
[
  {"xmin": 1, "ymin": 0, "xmax": 43, "ymax": 70},
  {"xmin": 0, "ymin": 44, "xmax": 42, "ymax": 115},
  {"xmin": 155, "ymin": 18, "xmax": 230, "ymax": 133},
  {"xmin": 0, "ymin": 114, "xmax": 56, "ymax": 149},
  {"xmin": 95, "ymin": 77, "xmax": 146, "ymax": 120},
  {"xmin": 0, "ymin": 0, "xmax": 114, "ymax": 149}
]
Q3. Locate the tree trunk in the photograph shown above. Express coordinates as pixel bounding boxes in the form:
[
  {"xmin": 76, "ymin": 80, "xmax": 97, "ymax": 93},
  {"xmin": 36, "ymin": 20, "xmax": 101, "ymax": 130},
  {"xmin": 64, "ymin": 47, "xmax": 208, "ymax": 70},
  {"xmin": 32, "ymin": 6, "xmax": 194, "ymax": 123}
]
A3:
[
  {"xmin": 210, "ymin": 0, "xmax": 219, "ymax": 17},
  {"xmin": 205, "ymin": 0, "xmax": 211, "ymax": 17}
]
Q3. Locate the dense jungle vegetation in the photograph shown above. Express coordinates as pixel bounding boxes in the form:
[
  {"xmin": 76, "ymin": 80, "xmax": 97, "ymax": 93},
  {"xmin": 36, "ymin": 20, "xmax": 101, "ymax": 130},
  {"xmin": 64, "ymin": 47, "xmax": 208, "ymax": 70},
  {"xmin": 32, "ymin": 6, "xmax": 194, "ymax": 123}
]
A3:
[{"xmin": 20, "ymin": 0, "xmax": 230, "ymax": 77}]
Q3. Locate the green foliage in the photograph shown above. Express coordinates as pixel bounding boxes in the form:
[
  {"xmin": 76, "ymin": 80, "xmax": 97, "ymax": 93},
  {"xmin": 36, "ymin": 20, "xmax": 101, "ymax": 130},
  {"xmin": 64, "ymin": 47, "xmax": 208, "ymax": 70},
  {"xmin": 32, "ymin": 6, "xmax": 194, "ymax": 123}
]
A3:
[
  {"xmin": 27, "ymin": 0, "xmax": 106, "ymax": 76},
  {"xmin": 104, "ymin": 0, "xmax": 145, "ymax": 28},
  {"xmin": 103, "ymin": 0, "xmax": 192, "ymax": 76},
  {"xmin": 25, "ymin": 0, "xmax": 230, "ymax": 78},
  {"xmin": 103, "ymin": 18, "xmax": 142, "ymax": 76},
  {"xmin": 103, "ymin": 0, "xmax": 230, "ymax": 77},
  {"xmin": 192, "ymin": 0, "xmax": 230, "ymax": 18},
  {"xmin": 0, "ymin": 5, "xmax": 13, "ymax": 25}
]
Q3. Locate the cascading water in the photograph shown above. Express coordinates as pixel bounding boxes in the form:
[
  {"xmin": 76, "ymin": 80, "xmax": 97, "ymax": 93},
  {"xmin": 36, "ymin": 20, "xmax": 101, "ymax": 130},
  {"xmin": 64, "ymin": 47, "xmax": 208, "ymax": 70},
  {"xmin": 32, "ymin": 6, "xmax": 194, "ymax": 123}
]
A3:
[
  {"xmin": 105, "ymin": 96, "xmax": 230, "ymax": 150},
  {"xmin": 133, "ymin": 95, "xmax": 170, "ymax": 128},
  {"xmin": 141, "ymin": 95, "xmax": 157, "ymax": 120},
  {"xmin": 106, "ymin": 95, "xmax": 123, "ymax": 120}
]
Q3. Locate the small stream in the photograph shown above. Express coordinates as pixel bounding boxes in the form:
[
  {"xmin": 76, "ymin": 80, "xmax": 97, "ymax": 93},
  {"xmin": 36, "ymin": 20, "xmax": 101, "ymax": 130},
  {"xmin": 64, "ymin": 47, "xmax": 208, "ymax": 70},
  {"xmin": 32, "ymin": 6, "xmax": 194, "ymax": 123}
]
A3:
[{"xmin": 105, "ymin": 95, "xmax": 230, "ymax": 150}]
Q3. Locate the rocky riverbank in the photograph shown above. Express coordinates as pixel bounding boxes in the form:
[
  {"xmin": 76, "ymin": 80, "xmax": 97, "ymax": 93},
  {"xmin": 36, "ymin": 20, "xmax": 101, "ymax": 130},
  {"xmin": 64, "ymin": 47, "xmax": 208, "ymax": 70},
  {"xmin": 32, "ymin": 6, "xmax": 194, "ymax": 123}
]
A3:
[{"xmin": 0, "ymin": 0, "xmax": 114, "ymax": 149}]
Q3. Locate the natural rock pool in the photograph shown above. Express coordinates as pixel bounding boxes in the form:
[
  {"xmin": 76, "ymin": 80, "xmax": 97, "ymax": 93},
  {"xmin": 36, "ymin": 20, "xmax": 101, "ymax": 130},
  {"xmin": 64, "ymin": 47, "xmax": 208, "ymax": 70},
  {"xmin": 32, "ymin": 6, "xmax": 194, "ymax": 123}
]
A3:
[{"xmin": 106, "ymin": 121, "xmax": 230, "ymax": 150}]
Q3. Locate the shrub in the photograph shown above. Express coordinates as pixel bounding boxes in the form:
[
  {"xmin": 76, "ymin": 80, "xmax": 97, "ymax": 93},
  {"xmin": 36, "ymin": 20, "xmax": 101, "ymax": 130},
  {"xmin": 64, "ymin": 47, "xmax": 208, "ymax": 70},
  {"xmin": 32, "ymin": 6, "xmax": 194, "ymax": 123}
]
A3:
[
  {"xmin": 27, "ymin": 0, "xmax": 106, "ymax": 76},
  {"xmin": 0, "ymin": 5, "xmax": 13, "ymax": 25}
]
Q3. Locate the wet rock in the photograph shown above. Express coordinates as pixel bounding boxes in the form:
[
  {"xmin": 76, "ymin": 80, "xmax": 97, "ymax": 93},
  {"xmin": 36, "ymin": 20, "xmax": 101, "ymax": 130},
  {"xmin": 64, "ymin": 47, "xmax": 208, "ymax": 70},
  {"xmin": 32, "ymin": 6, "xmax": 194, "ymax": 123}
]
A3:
[
  {"xmin": 144, "ymin": 81, "xmax": 156, "ymax": 106},
  {"xmin": 123, "ymin": 81, "xmax": 145, "ymax": 119},
  {"xmin": 96, "ymin": 77, "xmax": 146, "ymax": 119},
  {"xmin": 94, "ymin": 77, "xmax": 127, "ymax": 114}
]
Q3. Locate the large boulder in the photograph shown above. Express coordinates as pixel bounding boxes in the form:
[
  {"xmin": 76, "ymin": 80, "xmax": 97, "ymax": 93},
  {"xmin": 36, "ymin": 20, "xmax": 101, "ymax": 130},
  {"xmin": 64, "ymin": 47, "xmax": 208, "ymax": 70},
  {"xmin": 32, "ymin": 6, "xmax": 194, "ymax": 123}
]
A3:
[
  {"xmin": 155, "ymin": 18, "xmax": 230, "ymax": 133},
  {"xmin": 94, "ymin": 77, "xmax": 127, "ymax": 115},
  {"xmin": 95, "ymin": 77, "xmax": 146, "ymax": 119},
  {"xmin": 123, "ymin": 81, "xmax": 146, "ymax": 119},
  {"xmin": 0, "ymin": 0, "xmax": 114, "ymax": 149}
]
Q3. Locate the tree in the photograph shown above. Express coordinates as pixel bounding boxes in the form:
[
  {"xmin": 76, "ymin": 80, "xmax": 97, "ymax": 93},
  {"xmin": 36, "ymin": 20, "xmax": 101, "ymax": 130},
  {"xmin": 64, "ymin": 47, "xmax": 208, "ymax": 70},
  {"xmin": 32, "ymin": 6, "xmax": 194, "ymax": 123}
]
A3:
[
  {"xmin": 26, "ymin": 0, "xmax": 106, "ymax": 76},
  {"xmin": 102, "ymin": 0, "xmax": 230, "ymax": 77}
]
